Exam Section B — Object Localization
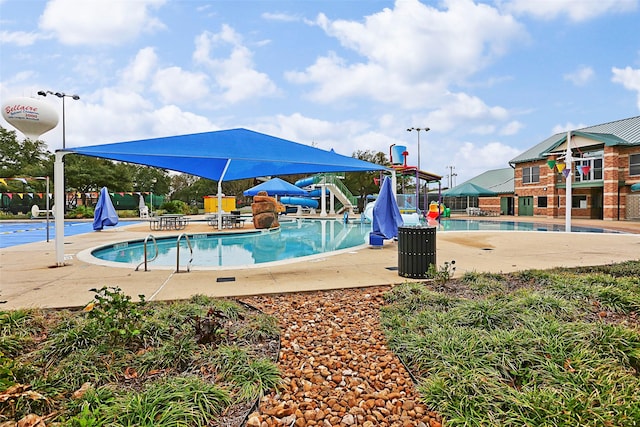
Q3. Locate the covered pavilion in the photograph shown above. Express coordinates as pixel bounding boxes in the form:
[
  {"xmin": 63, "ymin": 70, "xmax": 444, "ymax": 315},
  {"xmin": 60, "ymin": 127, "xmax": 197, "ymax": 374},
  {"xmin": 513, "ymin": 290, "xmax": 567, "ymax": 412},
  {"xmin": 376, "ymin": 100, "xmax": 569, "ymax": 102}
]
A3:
[{"xmin": 53, "ymin": 128, "xmax": 389, "ymax": 265}]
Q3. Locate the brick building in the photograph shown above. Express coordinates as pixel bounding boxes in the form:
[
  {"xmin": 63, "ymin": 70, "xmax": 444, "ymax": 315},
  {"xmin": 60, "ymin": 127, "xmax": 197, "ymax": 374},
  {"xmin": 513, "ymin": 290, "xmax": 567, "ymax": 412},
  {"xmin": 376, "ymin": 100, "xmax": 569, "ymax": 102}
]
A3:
[{"xmin": 508, "ymin": 116, "xmax": 640, "ymax": 221}]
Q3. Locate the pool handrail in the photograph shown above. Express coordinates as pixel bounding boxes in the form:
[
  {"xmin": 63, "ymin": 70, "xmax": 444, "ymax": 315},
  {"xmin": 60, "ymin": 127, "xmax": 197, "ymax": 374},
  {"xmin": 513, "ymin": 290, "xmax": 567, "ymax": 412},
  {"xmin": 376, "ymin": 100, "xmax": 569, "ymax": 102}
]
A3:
[
  {"xmin": 135, "ymin": 234, "xmax": 159, "ymax": 271},
  {"xmin": 176, "ymin": 233, "xmax": 193, "ymax": 273}
]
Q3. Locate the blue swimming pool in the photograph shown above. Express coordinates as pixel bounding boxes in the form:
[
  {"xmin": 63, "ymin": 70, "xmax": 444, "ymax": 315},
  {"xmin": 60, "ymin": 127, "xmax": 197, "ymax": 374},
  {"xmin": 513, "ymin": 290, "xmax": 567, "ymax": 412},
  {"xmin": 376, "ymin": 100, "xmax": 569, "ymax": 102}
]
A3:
[
  {"xmin": 86, "ymin": 218, "xmax": 624, "ymax": 269},
  {"xmin": 435, "ymin": 219, "xmax": 623, "ymax": 233},
  {"xmin": 90, "ymin": 219, "xmax": 371, "ymax": 267},
  {"xmin": 0, "ymin": 220, "xmax": 139, "ymax": 249}
]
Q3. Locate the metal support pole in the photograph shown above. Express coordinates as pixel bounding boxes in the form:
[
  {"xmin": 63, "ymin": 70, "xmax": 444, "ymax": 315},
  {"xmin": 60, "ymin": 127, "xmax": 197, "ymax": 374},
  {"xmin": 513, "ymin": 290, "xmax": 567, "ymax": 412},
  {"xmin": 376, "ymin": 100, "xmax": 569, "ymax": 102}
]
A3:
[
  {"xmin": 565, "ymin": 131, "xmax": 573, "ymax": 233},
  {"xmin": 54, "ymin": 152, "xmax": 65, "ymax": 266}
]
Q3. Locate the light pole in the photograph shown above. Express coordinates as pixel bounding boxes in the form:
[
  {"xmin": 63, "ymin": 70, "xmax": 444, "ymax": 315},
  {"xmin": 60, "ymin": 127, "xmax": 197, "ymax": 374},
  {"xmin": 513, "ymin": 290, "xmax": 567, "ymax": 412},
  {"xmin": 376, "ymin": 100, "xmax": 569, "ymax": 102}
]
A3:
[
  {"xmin": 406, "ymin": 127, "xmax": 430, "ymax": 172},
  {"xmin": 37, "ymin": 91, "xmax": 80, "ymax": 149},
  {"xmin": 407, "ymin": 127, "xmax": 430, "ymax": 214},
  {"xmin": 38, "ymin": 91, "xmax": 80, "ymax": 213}
]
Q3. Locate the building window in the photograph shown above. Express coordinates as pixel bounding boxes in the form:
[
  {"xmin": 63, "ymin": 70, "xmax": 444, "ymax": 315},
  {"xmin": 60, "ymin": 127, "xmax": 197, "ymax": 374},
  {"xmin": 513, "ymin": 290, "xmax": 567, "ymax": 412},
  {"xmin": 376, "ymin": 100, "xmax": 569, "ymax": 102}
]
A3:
[
  {"xmin": 538, "ymin": 196, "xmax": 547, "ymax": 207},
  {"xmin": 630, "ymin": 154, "xmax": 640, "ymax": 176},
  {"xmin": 522, "ymin": 166, "xmax": 540, "ymax": 184},
  {"xmin": 572, "ymin": 195, "xmax": 587, "ymax": 209},
  {"xmin": 574, "ymin": 157, "xmax": 603, "ymax": 182}
]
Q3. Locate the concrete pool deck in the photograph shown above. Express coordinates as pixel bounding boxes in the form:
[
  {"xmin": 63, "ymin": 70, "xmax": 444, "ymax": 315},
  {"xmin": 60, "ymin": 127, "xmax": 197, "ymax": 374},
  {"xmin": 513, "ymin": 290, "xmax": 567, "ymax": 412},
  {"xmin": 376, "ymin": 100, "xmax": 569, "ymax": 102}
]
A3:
[{"xmin": 1, "ymin": 215, "xmax": 639, "ymax": 310}]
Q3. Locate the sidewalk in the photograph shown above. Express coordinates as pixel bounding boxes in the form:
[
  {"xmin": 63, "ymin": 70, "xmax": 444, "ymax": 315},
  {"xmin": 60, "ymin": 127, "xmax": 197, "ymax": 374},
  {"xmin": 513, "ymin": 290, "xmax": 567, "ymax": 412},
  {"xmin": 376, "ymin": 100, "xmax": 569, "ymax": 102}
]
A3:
[{"xmin": 1, "ymin": 216, "xmax": 639, "ymax": 310}]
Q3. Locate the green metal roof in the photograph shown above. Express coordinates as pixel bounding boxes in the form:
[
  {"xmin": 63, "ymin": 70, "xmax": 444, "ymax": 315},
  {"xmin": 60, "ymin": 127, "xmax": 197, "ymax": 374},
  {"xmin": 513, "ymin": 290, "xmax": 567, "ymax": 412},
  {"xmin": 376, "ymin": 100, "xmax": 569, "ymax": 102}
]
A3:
[
  {"xmin": 510, "ymin": 115, "xmax": 640, "ymax": 165},
  {"xmin": 451, "ymin": 167, "xmax": 514, "ymax": 194}
]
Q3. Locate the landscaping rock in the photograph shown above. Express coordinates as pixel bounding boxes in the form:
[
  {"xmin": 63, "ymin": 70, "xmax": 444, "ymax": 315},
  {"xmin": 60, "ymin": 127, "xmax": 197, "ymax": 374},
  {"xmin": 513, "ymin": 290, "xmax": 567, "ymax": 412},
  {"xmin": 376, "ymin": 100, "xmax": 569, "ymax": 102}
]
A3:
[{"xmin": 244, "ymin": 286, "xmax": 442, "ymax": 427}]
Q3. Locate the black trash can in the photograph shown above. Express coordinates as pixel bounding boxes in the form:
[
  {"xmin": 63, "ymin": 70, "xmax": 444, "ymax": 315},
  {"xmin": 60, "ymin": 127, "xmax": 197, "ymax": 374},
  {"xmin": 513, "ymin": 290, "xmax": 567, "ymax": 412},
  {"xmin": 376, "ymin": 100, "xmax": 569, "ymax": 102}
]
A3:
[{"xmin": 398, "ymin": 226, "xmax": 437, "ymax": 278}]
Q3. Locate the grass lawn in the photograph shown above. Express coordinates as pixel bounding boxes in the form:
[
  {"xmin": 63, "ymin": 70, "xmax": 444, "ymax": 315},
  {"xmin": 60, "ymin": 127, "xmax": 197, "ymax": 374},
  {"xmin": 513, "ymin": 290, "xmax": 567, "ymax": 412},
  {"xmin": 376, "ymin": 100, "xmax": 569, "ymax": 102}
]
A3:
[
  {"xmin": 0, "ymin": 288, "xmax": 281, "ymax": 426},
  {"xmin": 381, "ymin": 261, "xmax": 640, "ymax": 427}
]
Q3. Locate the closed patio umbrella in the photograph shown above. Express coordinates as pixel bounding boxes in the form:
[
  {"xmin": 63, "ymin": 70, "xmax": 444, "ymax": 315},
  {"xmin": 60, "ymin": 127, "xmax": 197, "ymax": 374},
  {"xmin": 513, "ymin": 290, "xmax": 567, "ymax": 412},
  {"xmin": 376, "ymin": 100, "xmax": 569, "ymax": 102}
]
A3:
[{"xmin": 93, "ymin": 187, "xmax": 119, "ymax": 231}]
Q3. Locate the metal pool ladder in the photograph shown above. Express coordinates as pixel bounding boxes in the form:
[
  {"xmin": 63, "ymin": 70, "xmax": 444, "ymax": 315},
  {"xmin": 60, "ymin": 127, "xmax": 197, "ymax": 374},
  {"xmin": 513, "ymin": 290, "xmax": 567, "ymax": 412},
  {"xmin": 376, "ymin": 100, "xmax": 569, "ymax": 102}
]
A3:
[
  {"xmin": 176, "ymin": 233, "xmax": 193, "ymax": 273},
  {"xmin": 135, "ymin": 234, "xmax": 159, "ymax": 271}
]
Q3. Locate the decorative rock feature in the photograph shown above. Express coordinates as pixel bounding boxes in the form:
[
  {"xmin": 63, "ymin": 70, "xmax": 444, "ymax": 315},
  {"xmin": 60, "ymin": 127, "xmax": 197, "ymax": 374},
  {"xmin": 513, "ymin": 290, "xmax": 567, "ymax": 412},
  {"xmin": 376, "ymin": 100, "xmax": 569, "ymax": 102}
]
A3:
[
  {"xmin": 251, "ymin": 191, "xmax": 280, "ymax": 229},
  {"xmin": 244, "ymin": 287, "xmax": 442, "ymax": 427}
]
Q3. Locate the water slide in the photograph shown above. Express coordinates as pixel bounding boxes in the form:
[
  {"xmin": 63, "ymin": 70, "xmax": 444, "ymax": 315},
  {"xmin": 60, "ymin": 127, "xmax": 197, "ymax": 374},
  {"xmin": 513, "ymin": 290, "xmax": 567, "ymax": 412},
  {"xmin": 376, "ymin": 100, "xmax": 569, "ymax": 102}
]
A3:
[
  {"xmin": 280, "ymin": 196, "xmax": 318, "ymax": 209},
  {"xmin": 317, "ymin": 175, "xmax": 357, "ymax": 214},
  {"xmin": 286, "ymin": 175, "xmax": 358, "ymax": 215}
]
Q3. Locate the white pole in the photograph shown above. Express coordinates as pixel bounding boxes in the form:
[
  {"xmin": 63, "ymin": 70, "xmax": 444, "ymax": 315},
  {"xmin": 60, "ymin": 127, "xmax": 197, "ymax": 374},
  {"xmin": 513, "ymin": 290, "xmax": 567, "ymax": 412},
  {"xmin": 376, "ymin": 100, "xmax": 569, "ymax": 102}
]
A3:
[
  {"xmin": 320, "ymin": 184, "xmax": 327, "ymax": 217},
  {"xmin": 54, "ymin": 152, "xmax": 66, "ymax": 266},
  {"xmin": 45, "ymin": 176, "xmax": 50, "ymax": 242},
  {"xmin": 391, "ymin": 170, "xmax": 397, "ymax": 196},
  {"xmin": 565, "ymin": 131, "xmax": 572, "ymax": 233},
  {"xmin": 217, "ymin": 159, "xmax": 231, "ymax": 230}
]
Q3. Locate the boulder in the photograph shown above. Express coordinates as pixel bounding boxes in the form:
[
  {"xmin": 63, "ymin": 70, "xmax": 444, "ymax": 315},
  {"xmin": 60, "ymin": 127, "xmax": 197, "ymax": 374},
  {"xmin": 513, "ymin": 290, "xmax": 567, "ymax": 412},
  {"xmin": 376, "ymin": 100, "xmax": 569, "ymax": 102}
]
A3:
[{"xmin": 252, "ymin": 191, "xmax": 280, "ymax": 229}]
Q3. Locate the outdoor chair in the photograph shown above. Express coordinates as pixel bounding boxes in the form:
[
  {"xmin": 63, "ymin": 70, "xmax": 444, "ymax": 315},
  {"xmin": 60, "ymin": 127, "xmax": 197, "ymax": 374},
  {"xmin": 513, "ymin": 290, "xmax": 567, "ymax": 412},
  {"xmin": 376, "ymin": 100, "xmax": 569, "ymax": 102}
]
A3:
[
  {"xmin": 139, "ymin": 206, "xmax": 149, "ymax": 219},
  {"xmin": 229, "ymin": 210, "xmax": 245, "ymax": 228}
]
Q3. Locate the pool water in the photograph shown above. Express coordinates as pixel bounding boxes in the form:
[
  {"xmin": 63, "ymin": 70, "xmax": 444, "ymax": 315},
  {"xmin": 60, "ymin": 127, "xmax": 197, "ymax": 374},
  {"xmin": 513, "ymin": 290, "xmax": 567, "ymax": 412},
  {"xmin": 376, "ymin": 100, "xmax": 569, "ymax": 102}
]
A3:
[
  {"xmin": 91, "ymin": 219, "xmax": 371, "ymax": 267},
  {"xmin": 0, "ymin": 221, "xmax": 139, "ymax": 249},
  {"xmin": 435, "ymin": 219, "xmax": 623, "ymax": 233}
]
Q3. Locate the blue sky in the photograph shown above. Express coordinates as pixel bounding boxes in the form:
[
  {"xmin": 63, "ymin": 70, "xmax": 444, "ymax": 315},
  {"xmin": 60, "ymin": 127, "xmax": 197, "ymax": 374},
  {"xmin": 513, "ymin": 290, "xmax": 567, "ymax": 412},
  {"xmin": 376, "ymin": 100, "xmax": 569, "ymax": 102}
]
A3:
[{"xmin": 1, "ymin": 0, "xmax": 639, "ymax": 185}]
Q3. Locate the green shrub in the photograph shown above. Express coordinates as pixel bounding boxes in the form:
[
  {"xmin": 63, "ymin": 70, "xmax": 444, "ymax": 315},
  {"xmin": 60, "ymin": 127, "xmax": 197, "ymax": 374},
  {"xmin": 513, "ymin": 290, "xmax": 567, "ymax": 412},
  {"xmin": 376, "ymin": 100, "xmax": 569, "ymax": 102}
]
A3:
[
  {"xmin": 160, "ymin": 200, "xmax": 189, "ymax": 214},
  {"xmin": 66, "ymin": 205, "xmax": 94, "ymax": 218},
  {"xmin": 383, "ymin": 269, "xmax": 640, "ymax": 427}
]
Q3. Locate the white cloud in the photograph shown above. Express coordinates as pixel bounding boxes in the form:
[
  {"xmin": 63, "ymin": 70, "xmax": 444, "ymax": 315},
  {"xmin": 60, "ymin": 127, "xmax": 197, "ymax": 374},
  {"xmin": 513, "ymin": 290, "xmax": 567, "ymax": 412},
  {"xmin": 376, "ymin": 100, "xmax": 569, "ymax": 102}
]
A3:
[
  {"xmin": 424, "ymin": 93, "xmax": 510, "ymax": 133},
  {"xmin": 121, "ymin": 47, "xmax": 158, "ymax": 89},
  {"xmin": 501, "ymin": 0, "xmax": 638, "ymax": 22},
  {"xmin": 261, "ymin": 12, "xmax": 301, "ymax": 22},
  {"xmin": 499, "ymin": 120, "xmax": 524, "ymax": 136},
  {"xmin": 454, "ymin": 141, "xmax": 521, "ymax": 176},
  {"xmin": 193, "ymin": 26, "xmax": 278, "ymax": 103},
  {"xmin": 253, "ymin": 112, "xmax": 370, "ymax": 155},
  {"xmin": 612, "ymin": 66, "xmax": 640, "ymax": 109},
  {"xmin": 39, "ymin": 0, "xmax": 166, "ymax": 46},
  {"xmin": 564, "ymin": 65, "xmax": 594, "ymax": 86},
  {"xmin": 150, "ymin": 105, "xmax": 217, "ymax": 136},
  {"xmin": 551, "ymin": 122, "xmax": 589, "ymax": 134},
  {"xmin": 288, "ymin": 0, "xmax": 526, "ymax": 107},
  {"xmin": 151, "ymin": 67, "xmax": 211, "ymax": 105},
  {"xmin": 0, "ymin": 30, "xmax": 41, "ymax": 46},
  {"xmin": 59, "ymin": 87, "xmax": 216, "ymax": 148}
]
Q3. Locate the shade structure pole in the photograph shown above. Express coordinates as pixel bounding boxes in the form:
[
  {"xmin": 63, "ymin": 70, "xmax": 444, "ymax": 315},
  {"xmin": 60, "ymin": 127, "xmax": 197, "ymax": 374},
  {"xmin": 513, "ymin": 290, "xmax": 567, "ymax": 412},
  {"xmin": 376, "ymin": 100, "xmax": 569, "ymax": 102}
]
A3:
[
  {"xmin": 217, "ymin": 159, "xmax": 231, "ymax": 231},
  {"xmin": 565, "ymin": 131, "xmax": 572, "ymax": 233},
  {"xmin": 54, "ymin": 152, "xmax": 66, "ymax": 266},
  {"xmin": 320, "ymin": 184, "xmax": 327, "ymax": 217},
  {"xmin": 391, "ymin": 170, "xmax": 397, "ymax": 196},
  {"xmin": 45, "ymin": 176, "xmax": 50, "ymax": 242}
]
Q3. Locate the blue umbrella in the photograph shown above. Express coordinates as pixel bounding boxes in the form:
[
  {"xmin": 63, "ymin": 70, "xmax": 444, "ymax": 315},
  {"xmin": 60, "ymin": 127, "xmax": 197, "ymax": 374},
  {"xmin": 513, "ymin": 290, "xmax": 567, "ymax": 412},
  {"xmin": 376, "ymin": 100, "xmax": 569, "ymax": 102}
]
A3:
[
  {"xmin": 243, "ymin": 177, "xmax": 309, "ymax": 196},
  {"xmin": 93, "ymin": 187, "xmax": 119, "ymax": 231},
  {"xmin": 372, "ymin": 176, "xmax": 404, "ymax": 239}
]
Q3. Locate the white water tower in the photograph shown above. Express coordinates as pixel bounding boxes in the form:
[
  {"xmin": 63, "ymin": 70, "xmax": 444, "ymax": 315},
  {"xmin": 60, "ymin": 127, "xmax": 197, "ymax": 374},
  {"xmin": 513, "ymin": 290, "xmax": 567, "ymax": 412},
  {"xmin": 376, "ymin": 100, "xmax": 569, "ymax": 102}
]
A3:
[{"xmin": 2, "ymin": 97, "xmax": 59, "ymax": 140}]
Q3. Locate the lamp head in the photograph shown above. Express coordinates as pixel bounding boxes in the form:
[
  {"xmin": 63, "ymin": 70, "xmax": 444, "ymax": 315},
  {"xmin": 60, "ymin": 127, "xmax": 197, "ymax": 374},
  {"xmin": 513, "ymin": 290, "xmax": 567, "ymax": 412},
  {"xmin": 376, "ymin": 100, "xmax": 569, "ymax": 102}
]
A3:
[
  {"xmin": 71, "ymin": 95, "xmax": 80, "ymax": 100},
  {"xmin": 37, "ymin": 90, "xmax": 46, "ymax": 96}
]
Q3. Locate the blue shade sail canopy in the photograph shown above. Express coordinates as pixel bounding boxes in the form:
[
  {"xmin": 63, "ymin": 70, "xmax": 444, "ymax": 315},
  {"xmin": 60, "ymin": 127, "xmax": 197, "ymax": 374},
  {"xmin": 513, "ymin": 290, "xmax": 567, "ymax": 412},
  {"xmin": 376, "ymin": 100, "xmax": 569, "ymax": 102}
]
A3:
[
  {"xmin": 93, "ymin": 187, "xmax": 119, "ymax": 231},
  {"xmin": 243, "ymin": 178, "xmax": 309, "ymax": 196},
  {"xmin": 372, "ymin": 176, "xmax": 404, "ymax": 239},
  {"xmin": 442, "ymin": 182, "xmax": 498, "ymax": 197},
  {"xmin": 65, "ymin": 128, "xmax": 388, "ymax": 182}
]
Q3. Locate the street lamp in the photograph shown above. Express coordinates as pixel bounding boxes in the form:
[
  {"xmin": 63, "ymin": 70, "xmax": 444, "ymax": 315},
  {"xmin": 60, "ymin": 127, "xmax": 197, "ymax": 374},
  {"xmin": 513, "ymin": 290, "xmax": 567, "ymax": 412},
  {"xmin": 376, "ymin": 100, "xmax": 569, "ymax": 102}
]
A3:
[
  {"xmin": 406, "ymin": 127, "xmax": 430, "ymax": 172},
  {"xmin": 37, "ymin": 90, "xmax": 80, "ymax": 149},
  {"xmin": 407, "ymin": 127, "xmax": 430, "ymax": 215},
  {"xmin": 38, "ymin": 91, "xmax": 80, "ymax": 213}
]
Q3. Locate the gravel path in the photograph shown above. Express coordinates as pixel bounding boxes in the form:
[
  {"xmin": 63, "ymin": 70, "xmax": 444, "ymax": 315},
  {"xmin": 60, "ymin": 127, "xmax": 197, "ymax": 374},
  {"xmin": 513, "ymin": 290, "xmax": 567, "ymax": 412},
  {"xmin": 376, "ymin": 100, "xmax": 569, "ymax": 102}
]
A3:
[{"xmin": 243, "ymin": 286, "xmax": 442, "ymax": 427}]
